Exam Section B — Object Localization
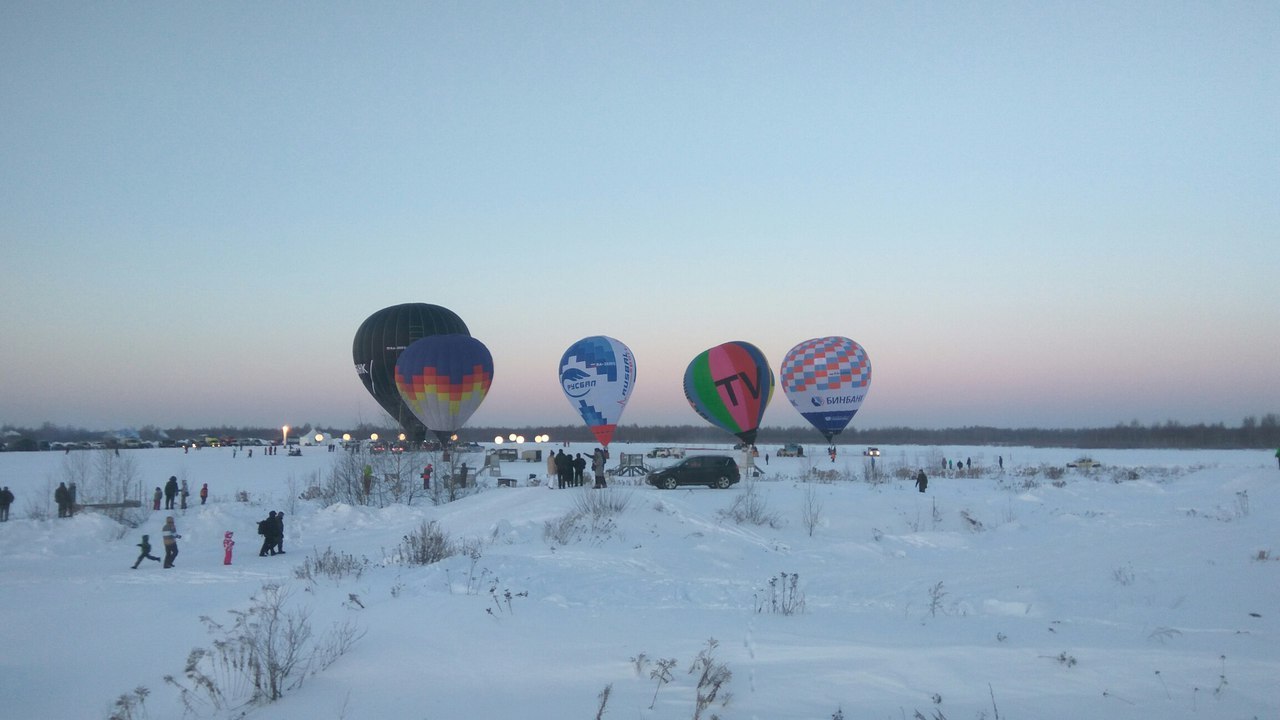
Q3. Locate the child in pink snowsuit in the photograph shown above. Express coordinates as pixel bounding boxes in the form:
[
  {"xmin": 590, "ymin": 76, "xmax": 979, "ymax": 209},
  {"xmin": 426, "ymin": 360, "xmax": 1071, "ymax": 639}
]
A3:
[{"xmin": 223, "ymin": 531, "xmax": 234, "ymax": 565}]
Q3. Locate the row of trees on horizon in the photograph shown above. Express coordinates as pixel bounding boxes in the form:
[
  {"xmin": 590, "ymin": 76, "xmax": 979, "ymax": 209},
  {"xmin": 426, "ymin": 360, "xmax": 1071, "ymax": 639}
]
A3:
[{"xmin": 4, "ymin": 414, "xmax": 1279, "ymax": 450}]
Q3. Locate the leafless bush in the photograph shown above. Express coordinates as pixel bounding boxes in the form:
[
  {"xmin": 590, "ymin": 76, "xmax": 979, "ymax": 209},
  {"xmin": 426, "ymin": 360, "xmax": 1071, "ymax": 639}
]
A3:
[
  {"xmin": 165, "ymin": 583, "xmax": 363, "ymax": 710},
  {"xmin": 959, "ymin": 509, "xmax": 985, "ymax": 532},
  {"xmin": 800, "ymin": 485, "xmax": 823, "ymax": 537},
  {"xmin": 572, "ymin": 486, "xmax": 632, "ymax": 519},
  {"xmin": 393, "ymin": 520, "xmax": 455, "ymax": 565},
  {"xmin": 593, "ymin": 684, "xmax": 612, "ymax": 720},
  {"xmin": 543, "ymin": 512, "xmax": 583, "ymax": 545},
  {"xmin": 294, "ymin": 546, "xmax": 368, "ymax": 585},
  {"xmin": 718, "ymin": 483, "xmax": 781, "ymax": 528},
  {"xmin": 1112, "ymin": 563, "xmax": 1135, "ymax": 586},
  {"xmin": 755, "ymin": 572, "xmax": 806, "ymax": 615},
  {"xmin": 649, "ymin": 657, "xmax": 678, "ymax": 708},
  {"xmin": 542, "ymin": 506, "xmax": 618, "ymax": 545},
  {"xmin": 106, "ymin": 686, "xmax": 150, "ymax": 720},
  {"xmin": 690, "ymin": 638, "xmax": 732, "ymax": 720},
  {"xmin": 927, "ymin": 581, "xmax": 947, "ymax": 617}
]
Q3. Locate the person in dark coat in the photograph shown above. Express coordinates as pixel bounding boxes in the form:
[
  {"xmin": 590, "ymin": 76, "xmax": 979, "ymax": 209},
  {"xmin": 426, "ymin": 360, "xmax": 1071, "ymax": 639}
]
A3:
[
  {"xmin": 54, "ymin": 482, "xmax": 70, "ymax": 518},
  {"xmin": 572, "ymin": 454, "xmax": 586, "ymax": 487},
  {"xmin": 915, "ymin": 470, "xmax": 928, "ymax": 493},
  {"xmin": 258, "ymin": 511, "xmax": 279, "ymax": 556},
  {"xmin": 0, "ymin": 486, "xmax": 14, "ymax": 521},
  {"xmin": 555, "ymin": 450, "xmax": 571, "ymax": 489},
  {"xmin": 132, "ymin": 534, "xmax": 162, "ymax": 568},
  {"xmin": 161, "ymin": 517, "xmax": 181, "ymax": 568},
  {"xmin": 164, "ymin": 476, "xmax": 179, "ymax": 510},
  {"xmin": 273, "ymin": 512, "xmax": 286, "ymax": 554}
]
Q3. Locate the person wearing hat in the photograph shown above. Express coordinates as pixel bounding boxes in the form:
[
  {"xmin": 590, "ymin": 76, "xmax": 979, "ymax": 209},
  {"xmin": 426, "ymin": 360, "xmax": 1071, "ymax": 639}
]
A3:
[{"xmin": 161, "ymin": 516, "xmax": 181, "ymax": 568}]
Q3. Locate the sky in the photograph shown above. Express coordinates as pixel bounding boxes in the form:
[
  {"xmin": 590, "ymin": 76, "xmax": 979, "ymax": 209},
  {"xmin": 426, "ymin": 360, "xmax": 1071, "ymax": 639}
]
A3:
[{"xmin": 2, "ymin": 2, "xmax": 1277, "ymax": 433}]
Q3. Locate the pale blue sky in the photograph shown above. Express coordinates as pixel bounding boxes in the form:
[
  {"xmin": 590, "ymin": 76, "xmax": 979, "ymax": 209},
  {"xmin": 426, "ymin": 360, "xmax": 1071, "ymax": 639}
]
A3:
[{"xmin": 2, "ymin": 1, "xmax": 1277, "ymax": 433}]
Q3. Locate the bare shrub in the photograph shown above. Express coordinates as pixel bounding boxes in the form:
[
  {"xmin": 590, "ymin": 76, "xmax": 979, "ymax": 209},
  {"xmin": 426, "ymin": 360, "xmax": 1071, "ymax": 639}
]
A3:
[
  {"xmin": 393, "ymin": 520, "xmax": 455, "ymax": 565},
  {"xmin": 927, "ymin": 581, "xmax": 947, "ymax": 617},
  {"xmin": 959, "ymin": 510, "xmax": 985, "ymax": 532},
  {"xmin": 689, "ymin": 638, "xmax": 732, "ymax": 720},
  {"xmin": 572, "ymin": 486, "xmax": 632, "ymax": 519},
  {"xmin": 755, "ymin": 572, "xmax": 806, "ymax": 615},
  {"xmin": 107, "ymin": 686, "xmax": 150, "ymax": 720},
  {"xmin": 543, "ymin": 512, "xmax": 584, "ymax": 545},
  {"xmin": 718, "ymin": 483, "xmax": 781, "ymax": 528},
  {"xmin": 165, "ymin": 583, "xmax": 363, "ymax": 709},
  {"xmin": 294, "ymin": 546, "xmax": 367, "ymax": 585},
  {"xmin": 800, "ymin": 485, "xmax": 823, "ymax": 537}
]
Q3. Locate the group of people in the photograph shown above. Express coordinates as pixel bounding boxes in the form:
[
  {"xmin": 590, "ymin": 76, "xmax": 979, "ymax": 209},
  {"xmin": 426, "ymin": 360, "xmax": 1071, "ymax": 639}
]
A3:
[
  {"xmin": 54, "ymin": 482, "xmax": 77, "ymax": 517},
  {"xmin": 256, "ymin": 511, "xmax": 286, "ymax": 556},
  {"xmin": 152, "ymin": 477, "xmax": 210, "ymax": 511},
  {"xmin": 132, "ymin": 515, "xmax": 182, "ymax": 569},
  {"xmin": 548, "ymin": 448, "xmax": 608, "ymax": 488}
]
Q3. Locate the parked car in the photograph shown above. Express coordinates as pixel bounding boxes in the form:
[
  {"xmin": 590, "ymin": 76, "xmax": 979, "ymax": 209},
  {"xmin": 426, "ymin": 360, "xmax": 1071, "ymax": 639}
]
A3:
[
  {"xmin": 647, "ymin": 455, "xmax": 741, "ymax": 489},
  {"xmin": 777, "ymin": 443, "xmax": 804, "ymax": 457}
]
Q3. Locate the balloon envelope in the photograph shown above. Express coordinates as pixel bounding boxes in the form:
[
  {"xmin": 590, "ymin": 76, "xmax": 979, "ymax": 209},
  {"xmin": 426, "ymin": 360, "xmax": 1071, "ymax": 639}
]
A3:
[
  {"xmin": 780, "ymin": 336, "xmax": 871, "ymax": 442},
  {"xmin": 559, "ymin": 336, "xmax": 636, "ymax": 447},
  {"xmin": 353, "ymin": 303, "xmax": 469, "ymax": 441},
  {"xmin": 395, "ymin": 335, "xmax": 493, "ymax": 443},
  {"xmin": 683, "ymin": 341, "xmax": 774, "ymax": 445}
]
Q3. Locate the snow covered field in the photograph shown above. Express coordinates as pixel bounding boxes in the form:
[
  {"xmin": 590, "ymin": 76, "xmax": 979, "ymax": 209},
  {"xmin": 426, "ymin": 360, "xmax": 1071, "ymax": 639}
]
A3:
[{"xmin": 0, "ymin": 442, "xmax": 1276, "ymax": 720}]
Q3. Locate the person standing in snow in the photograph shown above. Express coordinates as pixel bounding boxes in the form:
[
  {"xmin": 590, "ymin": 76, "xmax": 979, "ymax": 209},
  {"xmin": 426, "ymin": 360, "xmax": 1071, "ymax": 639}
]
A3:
[
  {"xmin": 54, "ymin": 482, "xmax": 70, "ymax": 518},
  {"xmin": 179, "ymin": 479, "xmax": 189, "ymax": 510},
  {"xmin": 0, "ymin": 486, "xmax": 14, "ymax": 521},
  {"xmin": 132, "ymin": 534, "xmax": 161, "ymax": 568},
  {"xmin": 572, "ymin": 453, "xmax": 586, "ymax": 487},
  {"xmin": 164, "ymin": 476, "xmax": 178, "ymax": 510},
  {"xmin": 1275, "ymin": 447, "xmax": 1279, "ymax": 470},
  {"xmin": 258, "ymin": 511, "xmax": 278, "ymax": 556},
  {"xmin": 273, "ymin": 512, "xmax": 286, "ymax": 555},
  {"xmin": 915, "ymin": 470, "xmax": 928, "ymax": 493},
  {"xmin": 152, "ymin": 487, "xmax": 162, "ymax": 511},
  {"xmin": 546, "ymin": 451, "xmax": 557, "ymax": 485},
  {"xmin": 223, "ymin": 531, "xmax": 235, "ymax": 565},
  {"xmin": 421, "ymin": 464, "xmax": 433, "ymax": 490},
  {"xmin": 161, "ymin": 517, "xmax": 181, "ymax": 568},
  {"xmin": 199, "ymin": 483, "xmax": 208, "ymax": 505},
  {"xmin": 591, "ymin": 448, "xmax": 607, "ymax": 488},
  {"xmin": 555, "ymin": 450, "xmax": 571, "ymax": 489}
]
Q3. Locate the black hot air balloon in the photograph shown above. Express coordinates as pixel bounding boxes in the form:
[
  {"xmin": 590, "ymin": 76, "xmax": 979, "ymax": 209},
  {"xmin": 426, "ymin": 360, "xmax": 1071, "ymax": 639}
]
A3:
[{"xmin": 352, "ymin": 303, "xmax": 469, "ymax": 441}]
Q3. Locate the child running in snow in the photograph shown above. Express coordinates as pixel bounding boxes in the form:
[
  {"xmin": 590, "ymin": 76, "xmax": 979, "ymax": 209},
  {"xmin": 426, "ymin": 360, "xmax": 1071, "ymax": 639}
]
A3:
[{"xmin": 131, "ymin": 534, "xmax": 162, "ymax": 568}]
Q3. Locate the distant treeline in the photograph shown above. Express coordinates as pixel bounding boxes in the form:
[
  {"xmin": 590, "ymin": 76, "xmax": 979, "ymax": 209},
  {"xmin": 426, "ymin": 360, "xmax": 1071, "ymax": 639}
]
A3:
[
  {"xmin": 5, "ymin": 415, "xmax": 1278, "ymax": 450},
  {"xmin": 480, "ymin": 416, "xmax": 1280, "ymax": 449}
]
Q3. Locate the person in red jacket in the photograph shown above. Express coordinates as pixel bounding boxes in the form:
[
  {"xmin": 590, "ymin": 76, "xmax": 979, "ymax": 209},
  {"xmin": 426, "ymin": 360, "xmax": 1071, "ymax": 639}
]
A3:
[
  {"xmin": 223, "ymin": 531, "xmax": 234, "ymax": 565},
  {"xmin": 199, "ymin": 483, "xmax": 209, "ymax": 505}
]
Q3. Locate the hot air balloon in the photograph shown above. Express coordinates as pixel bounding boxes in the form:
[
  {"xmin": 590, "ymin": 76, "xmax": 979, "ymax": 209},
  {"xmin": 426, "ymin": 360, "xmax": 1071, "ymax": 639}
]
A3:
[
  {"xmin": 780, "ymin": 336, "xmax": 871, "ymax": 442},
  {"xmin": 559, "ymin": 336, "xmax": 636, "ymax": 447},
  {"xmin": 683, "ymin": 341, "xmax": 774, "ymax": 446},
  {"xmin": 394, "ymin": 335, "xmax": 494, "ymax": 445},
  {"xmin": 353, "ymin": 303, "xmax": 469, "ymax": 441}
]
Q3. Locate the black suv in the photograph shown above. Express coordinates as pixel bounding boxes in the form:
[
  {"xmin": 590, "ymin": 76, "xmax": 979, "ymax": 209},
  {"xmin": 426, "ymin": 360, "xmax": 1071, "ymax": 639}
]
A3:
[{"xmin": 646, "ymin": 455, "xmax": 741, "ymax": 489}]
